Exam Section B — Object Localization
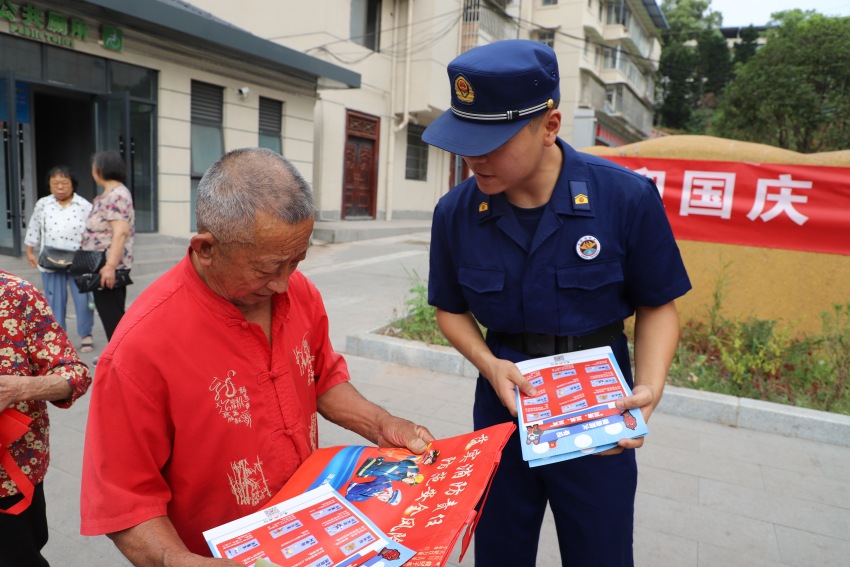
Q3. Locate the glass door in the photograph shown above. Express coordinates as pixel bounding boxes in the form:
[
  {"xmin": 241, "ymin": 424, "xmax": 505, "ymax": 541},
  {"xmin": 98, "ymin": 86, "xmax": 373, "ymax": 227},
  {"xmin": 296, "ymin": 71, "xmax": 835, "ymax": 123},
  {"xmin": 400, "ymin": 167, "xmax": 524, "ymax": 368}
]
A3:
[
  {"xmin": 95, "ymin": 91, "xmax": 130, "ymax": 165},
  {"xmin": 96, "ymin": 92, "xmax": 156, "ymax": 232},
  {"xmin": 129, "ymin": 101, "xmax": 155, "ymax": 232},
  {"xmin": 0, "ymin": 72, "xmax": 21, "ymax": 256}
]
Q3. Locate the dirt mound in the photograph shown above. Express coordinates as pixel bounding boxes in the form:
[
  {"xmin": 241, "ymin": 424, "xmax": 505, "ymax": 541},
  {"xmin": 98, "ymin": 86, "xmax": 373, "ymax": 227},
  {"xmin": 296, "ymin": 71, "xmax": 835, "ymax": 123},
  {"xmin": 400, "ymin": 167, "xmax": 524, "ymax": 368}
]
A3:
[{"xmin": 582, "ymin": 135, "xmax": 850, "ymax": 166}]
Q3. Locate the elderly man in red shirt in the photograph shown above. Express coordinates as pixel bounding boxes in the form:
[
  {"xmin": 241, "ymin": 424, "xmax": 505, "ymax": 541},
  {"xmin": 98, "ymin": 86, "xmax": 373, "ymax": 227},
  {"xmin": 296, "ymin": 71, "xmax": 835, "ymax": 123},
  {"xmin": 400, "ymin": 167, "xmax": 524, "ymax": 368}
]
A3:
[{"xmin": 80, "ymin": 148, "xmax": 434, "ymax": 565}]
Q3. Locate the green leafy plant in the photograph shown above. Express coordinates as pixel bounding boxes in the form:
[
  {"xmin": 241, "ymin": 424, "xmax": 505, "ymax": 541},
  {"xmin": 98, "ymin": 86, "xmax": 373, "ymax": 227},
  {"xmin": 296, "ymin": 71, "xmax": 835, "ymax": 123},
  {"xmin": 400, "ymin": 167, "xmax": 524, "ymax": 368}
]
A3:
[{"xmin": 384, "ymin": 268, "xmax": 450, "ymax": 347}]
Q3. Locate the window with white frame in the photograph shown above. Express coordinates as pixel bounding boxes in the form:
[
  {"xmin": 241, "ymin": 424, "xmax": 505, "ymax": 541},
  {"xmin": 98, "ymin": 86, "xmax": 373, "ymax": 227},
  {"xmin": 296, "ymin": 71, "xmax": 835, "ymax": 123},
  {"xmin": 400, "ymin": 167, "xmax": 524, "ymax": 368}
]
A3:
[
  {"xmin": 405, "ymin": 124, "xmax": 428, "ymax": 181},
  {"xmin": 534, "ymin": 29, "xmax": 556, "ymax": 48},
  {"xmin": 351, "ymin": 0, "xmax": 382, "ymax": 51}
]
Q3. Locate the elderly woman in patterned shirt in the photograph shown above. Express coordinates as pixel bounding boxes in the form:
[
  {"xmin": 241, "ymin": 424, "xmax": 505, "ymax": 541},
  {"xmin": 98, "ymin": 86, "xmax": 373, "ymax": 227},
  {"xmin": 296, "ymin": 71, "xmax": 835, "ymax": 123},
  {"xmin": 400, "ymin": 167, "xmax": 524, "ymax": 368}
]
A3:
[
  {"xmin": 80, "ymin": 150, "xmax": 135, "ymax": 342},
  {"xmin": 24, "ymin": 165, "xmax": 95, "ymax": 352},
  {"xmin": 0, "ymin": 269, "xmax": 92, "ymax": 566}
]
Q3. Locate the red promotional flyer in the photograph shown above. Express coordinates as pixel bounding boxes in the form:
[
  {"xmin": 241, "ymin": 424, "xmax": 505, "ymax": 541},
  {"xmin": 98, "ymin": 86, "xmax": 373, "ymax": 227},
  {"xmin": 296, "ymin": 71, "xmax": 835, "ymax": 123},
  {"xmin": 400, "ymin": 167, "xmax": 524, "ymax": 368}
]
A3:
[
  {"xmin": 269, "ymin": 423, "xmax": 515, "ymax": 567},
  {"xmin": 515, "ymin": 347, "xmax": 648, "ymax": 466}
]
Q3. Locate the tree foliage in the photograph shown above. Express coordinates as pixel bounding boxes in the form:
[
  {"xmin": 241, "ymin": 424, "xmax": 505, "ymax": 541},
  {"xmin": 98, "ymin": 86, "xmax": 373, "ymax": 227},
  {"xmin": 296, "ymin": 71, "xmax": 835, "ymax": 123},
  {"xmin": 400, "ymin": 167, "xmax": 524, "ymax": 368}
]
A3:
[
  {"xmin": 657, "ymin": 0, "xmax": 726, "ymax": 131},
  {"xmin": 731, "ymin": 25, "xmax": 759, "ymax": 66},
  {"xmin": 710, "ymin": 14, "xmax": 850, "ymax": 152}
]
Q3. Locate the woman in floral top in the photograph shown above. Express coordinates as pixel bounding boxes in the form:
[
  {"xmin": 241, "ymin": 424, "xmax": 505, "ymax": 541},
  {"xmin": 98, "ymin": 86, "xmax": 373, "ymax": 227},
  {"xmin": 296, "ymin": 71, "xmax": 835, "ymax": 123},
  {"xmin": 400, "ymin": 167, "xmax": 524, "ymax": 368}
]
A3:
[
  {"xmin": 80, "ymin": 150, "xmax": 135, "ymax": 341},
  {"xmin": 0, "ymin": 270, "xmax": 92, "ymax": 565}
]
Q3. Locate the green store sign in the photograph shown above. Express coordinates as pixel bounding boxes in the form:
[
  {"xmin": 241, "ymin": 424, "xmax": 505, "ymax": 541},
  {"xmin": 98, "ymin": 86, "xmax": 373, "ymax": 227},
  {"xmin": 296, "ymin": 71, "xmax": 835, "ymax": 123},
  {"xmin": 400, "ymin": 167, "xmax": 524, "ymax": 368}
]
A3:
[{"xmin": 0, "ymin": 0, "xmax": 122, "ymax": 52}]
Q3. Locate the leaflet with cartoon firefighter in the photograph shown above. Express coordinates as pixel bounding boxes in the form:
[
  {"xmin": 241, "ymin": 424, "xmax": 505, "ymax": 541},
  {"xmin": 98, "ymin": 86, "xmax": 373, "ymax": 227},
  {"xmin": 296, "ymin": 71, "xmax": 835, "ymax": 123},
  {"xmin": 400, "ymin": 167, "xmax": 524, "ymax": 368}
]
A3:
[{"xmin": 269, "ymin": 423, "xmax": 515, "ymax": 567}]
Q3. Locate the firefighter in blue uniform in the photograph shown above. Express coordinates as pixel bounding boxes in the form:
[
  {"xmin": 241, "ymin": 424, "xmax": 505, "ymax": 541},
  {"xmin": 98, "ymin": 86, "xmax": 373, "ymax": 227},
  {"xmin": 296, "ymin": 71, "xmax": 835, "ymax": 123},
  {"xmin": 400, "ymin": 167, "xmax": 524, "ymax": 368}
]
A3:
[{"xmin": 422, "ymin": 39, "xmax": 691, "ymax": 567}]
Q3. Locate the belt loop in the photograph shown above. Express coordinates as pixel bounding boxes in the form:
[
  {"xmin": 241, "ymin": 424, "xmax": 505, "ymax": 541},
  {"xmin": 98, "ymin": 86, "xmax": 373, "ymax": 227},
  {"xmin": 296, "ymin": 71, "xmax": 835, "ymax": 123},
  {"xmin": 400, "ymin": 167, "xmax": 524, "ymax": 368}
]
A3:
[{"xmin": 567, "ymin": 335, "xmax": 574, "ymax": 352}]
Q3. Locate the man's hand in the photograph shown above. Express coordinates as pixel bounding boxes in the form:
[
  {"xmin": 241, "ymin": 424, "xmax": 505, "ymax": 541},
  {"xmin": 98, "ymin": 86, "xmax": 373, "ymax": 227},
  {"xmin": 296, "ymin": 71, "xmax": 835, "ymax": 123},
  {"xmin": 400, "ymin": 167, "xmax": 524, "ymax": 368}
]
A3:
[
  {"xmin": 318, "ymin": 382, "xmax": 435, "ymax": 454},
  {"xmin": 373, "ymin": 415, "xmax": 436, "ymax": 454},
  {"xmin": 109, "ymin": 517, "xmax": 241, "ymax": 566},
  {"xmin": 614, "ymin": 383, "xmax": 656, "ymax": 450},
  {"xmin": 433, "ymin": 309, "xmax": 538, "ymax": 417},
  {"xmin": 594, "ymin": 384, "xmax": 657, "ymax": 455},
  {"xmin": 483, "ymin": 358, "xmax": 537, "ymax": 417}
]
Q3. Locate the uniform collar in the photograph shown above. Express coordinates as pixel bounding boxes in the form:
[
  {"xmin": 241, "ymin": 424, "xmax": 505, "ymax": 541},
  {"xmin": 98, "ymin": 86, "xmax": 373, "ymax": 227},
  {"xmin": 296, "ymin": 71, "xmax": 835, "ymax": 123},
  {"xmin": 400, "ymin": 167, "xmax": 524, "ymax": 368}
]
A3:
[
  {"xmin": 551, "ymin": 138, "xmax": 594, "ymax": 218},
  {"xmin": 475, "ymin": 137, "xmax": 594, "ymax": 225}
]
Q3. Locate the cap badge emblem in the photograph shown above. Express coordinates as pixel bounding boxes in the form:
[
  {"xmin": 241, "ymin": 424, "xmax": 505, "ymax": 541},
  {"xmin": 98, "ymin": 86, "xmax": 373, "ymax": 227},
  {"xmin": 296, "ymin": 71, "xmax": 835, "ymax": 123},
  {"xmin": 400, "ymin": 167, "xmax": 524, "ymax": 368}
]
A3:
[
  {"xmin": 454, "ymin": 75, "xmax": 475, "ymax": 104},
  {"xmin": 574, "ymin": 193, "xmax": 589, "ymax": 205},
  {"xmin": 576, "ymin": 235, "xmax": 601, "ymax": 260},
  {"xmin": 479, "ymin": 202, "xmax": 489, "ymax": 212}
]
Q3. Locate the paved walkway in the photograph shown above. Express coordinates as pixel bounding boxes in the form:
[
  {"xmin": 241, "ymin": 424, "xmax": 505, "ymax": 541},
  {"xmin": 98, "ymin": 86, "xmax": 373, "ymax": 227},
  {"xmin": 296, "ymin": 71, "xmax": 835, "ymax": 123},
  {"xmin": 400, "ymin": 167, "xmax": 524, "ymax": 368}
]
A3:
[{"xmin": 4, "ymin": 222, "xmax": 849, "ymax": 566}]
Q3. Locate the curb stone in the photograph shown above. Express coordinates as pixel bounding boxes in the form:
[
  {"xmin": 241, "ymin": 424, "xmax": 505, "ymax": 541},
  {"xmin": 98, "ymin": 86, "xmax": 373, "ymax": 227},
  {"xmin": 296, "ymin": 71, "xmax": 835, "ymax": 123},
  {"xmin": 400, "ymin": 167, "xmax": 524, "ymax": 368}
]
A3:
[{"xmin": 346, "ymin": 330, "xmax": 850, "ymax": 448}]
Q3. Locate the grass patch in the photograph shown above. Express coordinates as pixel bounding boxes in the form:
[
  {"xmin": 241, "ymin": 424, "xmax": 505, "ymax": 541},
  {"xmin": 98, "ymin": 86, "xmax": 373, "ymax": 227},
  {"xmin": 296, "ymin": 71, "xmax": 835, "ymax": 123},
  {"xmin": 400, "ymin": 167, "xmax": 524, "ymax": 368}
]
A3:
[{"xmin": 383, "ymin": 269, "xmax": 451, "ymax": 347}]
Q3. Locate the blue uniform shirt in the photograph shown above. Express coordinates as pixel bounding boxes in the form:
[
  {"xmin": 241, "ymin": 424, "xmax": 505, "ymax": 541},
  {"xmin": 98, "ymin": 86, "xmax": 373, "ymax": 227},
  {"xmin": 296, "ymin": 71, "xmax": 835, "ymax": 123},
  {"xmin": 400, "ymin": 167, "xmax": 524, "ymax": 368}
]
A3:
[{"xmin": 428, "ymin": 138, "xmax": 691, "ymax": 350}]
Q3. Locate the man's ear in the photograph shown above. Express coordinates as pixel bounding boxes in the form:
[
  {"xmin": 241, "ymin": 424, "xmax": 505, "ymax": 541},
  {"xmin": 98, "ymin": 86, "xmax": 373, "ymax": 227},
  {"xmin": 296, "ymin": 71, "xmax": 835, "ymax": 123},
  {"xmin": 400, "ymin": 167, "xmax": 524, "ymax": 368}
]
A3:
[
  {"xmin": 543, "ymin": 109, "xmax": 562, "ymax": 146},
  {"xmin": 190, "ymin": 232, "xmax": 217, "ymax": 264}
]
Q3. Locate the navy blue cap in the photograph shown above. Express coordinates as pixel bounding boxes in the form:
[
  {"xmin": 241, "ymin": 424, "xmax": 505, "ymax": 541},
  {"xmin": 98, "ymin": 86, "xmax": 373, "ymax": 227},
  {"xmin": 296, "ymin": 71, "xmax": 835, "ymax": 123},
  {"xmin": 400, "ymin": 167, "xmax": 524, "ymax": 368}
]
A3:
[{"xmin": 422, "ymin": 39, "xmax": 560, "ymax": 157}]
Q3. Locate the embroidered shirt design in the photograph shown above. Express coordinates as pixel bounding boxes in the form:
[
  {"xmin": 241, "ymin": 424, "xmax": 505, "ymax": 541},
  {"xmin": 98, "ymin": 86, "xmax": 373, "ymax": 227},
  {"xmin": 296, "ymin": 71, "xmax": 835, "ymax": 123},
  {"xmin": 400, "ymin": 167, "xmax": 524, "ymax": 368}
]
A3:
[
  {"xmin": 228, "ymin": 455, "xmax": 272, "ymax": 506},
  {"xmin": 209, "ymin": 370, "xmax": 252, "ymax": 428},
  {"xmin": 310, "ymin": 412, "xmax": 318, "ymax": 452},
  {"xmin": 293, "ymin": 333, "xmax": 316, "ymax": 386}
]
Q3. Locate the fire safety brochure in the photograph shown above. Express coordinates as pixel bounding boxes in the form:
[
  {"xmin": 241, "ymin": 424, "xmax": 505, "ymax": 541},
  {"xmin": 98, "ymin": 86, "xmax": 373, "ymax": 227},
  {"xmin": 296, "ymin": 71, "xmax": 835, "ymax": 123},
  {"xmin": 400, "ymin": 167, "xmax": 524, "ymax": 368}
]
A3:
[
  {"xmin": 203, "ymin": 483, "xmax": 415, "ymax": 567},
  {"xmin": 514, "ymin": 346, "xmax": 649, "ymax": 467}
]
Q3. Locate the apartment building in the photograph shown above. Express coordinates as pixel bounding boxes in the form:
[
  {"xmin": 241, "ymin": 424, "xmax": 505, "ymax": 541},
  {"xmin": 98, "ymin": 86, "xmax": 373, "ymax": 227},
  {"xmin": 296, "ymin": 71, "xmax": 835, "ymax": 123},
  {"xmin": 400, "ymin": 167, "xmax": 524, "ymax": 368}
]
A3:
[{"xmin": 196, "ymin": 0, "xmax": 666, "ymax": 223}]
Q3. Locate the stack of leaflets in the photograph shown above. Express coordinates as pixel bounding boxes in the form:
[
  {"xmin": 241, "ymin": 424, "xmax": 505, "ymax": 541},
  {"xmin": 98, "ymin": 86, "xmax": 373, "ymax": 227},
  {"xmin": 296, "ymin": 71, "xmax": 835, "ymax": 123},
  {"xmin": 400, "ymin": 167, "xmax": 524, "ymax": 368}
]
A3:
[
  {"xmin": 204, "ymin": 422, "xmax": 515, "ymax": 567},
  {"xmin": 204, "ymin": 483, "xmax": 416, "ymax": 567},
  {"xmin": 514, "ymin": 346, "xmax": 649, "ymax": 467}
]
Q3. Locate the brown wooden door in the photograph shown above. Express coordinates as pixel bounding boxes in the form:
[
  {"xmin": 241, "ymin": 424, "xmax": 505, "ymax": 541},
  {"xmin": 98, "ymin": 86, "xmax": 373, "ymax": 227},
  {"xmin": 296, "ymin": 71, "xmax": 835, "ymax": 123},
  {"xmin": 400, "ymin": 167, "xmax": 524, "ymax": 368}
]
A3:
[
  {"xmin": 343, "ymin": 137, "xmax": 375, "ymax": 218},
  {"xmin": 342, "ymin": 110, "xmax": 379, "ymax": 219}
]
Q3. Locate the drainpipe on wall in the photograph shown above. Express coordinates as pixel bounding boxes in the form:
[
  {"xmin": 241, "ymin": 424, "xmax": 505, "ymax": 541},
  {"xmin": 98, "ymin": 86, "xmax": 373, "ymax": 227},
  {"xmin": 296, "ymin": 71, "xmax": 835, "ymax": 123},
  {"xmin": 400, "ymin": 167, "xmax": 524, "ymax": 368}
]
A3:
[{"xmin": 384, "ymin": 0, "xmax": 413, "ymax": 221}]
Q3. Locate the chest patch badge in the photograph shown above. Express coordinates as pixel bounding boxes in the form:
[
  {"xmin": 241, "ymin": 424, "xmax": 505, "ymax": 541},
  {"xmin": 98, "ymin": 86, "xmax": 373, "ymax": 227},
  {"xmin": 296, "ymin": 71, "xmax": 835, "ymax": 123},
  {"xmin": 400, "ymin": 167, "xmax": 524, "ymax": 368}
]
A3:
[{"xmin": 576, "ymin": 235, "xmax": 601, "ymax": 260}]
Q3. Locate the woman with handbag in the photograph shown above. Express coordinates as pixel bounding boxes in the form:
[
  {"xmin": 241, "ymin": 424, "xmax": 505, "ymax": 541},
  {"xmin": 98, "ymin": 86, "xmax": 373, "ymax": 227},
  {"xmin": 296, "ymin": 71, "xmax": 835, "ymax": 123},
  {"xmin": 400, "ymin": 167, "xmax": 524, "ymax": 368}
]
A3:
[
  {"xmin": 24, "ymin": 166, "xmax": 95, "ymax": 352},
  {"xmin": 80, "ymin": 150, "xmax": 135, "ymax": 342}
]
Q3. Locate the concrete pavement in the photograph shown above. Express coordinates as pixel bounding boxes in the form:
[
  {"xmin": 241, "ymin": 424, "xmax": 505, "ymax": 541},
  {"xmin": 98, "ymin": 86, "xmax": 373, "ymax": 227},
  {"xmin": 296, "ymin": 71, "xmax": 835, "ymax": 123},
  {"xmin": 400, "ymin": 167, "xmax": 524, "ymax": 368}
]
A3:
[{"xmin": 3, "ymin": 220, "xmax": 849, "ymax": 566}]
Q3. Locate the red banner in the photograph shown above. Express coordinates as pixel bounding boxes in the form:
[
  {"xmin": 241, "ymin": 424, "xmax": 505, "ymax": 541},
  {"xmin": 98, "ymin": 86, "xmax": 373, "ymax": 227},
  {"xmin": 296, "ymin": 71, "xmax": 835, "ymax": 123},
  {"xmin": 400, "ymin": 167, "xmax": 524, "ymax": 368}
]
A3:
[{"xmin": 600, "ymin": 156, "xmax": 850, "ymax": 256}]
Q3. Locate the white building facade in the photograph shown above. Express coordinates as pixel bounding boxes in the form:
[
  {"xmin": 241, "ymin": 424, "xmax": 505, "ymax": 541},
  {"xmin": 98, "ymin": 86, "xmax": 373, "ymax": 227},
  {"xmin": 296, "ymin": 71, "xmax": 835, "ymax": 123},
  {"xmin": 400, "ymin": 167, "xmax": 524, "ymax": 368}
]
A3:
[
  {"xmin": 195, "ymin": 0, "xmax": 666, "ymax": 223},
  {"xmin": 0, "ymin": 0, "xmax": 358, "ymax": 256}
]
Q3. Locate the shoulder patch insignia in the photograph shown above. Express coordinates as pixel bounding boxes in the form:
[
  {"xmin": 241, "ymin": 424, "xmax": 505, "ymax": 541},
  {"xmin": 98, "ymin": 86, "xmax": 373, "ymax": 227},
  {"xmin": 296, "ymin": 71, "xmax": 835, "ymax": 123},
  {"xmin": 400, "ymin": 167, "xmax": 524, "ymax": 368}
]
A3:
[{"xmin": 569, "ymin": 181, "xmax": 591, "ymax": 212}]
